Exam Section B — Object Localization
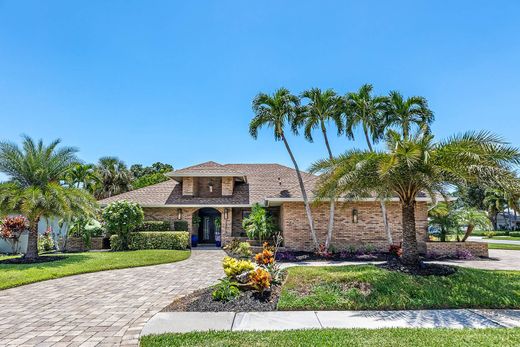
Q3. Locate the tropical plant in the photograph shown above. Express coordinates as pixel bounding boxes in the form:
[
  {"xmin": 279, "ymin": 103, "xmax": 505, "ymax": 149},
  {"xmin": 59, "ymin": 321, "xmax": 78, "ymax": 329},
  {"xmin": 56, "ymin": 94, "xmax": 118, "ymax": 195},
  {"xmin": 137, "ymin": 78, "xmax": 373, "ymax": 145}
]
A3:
[
  {"xmin": 455, "ymin": 208, "xmax": 492, "ymax": 241},
  {"xmin": 65, "ymin": 163, "xmax": 100, "ymax": 191},
  {"xmin": 254, "ymin": 242, "xmax": 275, "ymax": 265},
  {"xmin": 249, "ymin": 268, "xmax": 272, "ymax": 294},
  {"xmin": 311, "ymin": 130, "xmax": 520, "ymax": 265},
  {"xmin": 102, "ymin": 200, "xmax": 144, "ymax": 250},
  {"xmin": 428, "ymin": 202, "xmax": 458, "ymax": 242},
  {"xmin": 132, "ymin": 173, "xmax": 169, "ymax": 190},
  {"xmin": 249, "ymin": 88, "xmax": 318, "ymax": 249},
  {"xmin": 454, "ymin": 183, "xmax": 487, "ymax": 210},
  {"xmin": 68, "ymin": 217, "xmax": 102, "ymax": 248},
  {"xmin": 242, "ymin": 203, "xmax": 277, "ymax": 242},
  {"xmin": 483, "ymin": 188, "xmax": 507, "ymax": 229},
  {"xmin": 237, "ymin": 241, "xmax": 252, "ymax": 257},
  {"xmin": 212, "ymin": 278, "xmax": 240, "ymax": 302},
  {"xmin": 345, "ymin": 84, "xmax": 393, "ymax": 244},
  {"xmin": 294, "ymin": 88, "xmax": 343, "ymax": 249},
  {"xmin": 0, "ymin": 136, "xmax": 98, "ymax": 259},
  {"xmin": 38, "ymin": 229, "xmax": 54, "ymax": 253},
  {"xmin": 222, "ymin": 256, "xmax": 255, "ymax": 279},
  {"xmin": 0, "ymin": 215, "xmax": 28, "ymax": 254},
  {"xmin": 130, "ymin": 162, "xmax": 173, "ymax": 178},
  {"xmin": 383, "ymin": 91, "xmax": 434, "ymax": 140},
  {"xmin": 94, "ymin": 157, "xmax": 132, "ymax": 199}
]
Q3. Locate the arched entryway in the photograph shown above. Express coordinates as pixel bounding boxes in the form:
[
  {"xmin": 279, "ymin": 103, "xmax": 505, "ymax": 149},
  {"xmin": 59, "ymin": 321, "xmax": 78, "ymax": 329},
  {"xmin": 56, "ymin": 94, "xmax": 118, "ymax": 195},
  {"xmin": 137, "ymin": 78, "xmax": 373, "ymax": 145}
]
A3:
[{"xmin": 195, "ymin": 208, "xmax": 222, "ymax": 245}]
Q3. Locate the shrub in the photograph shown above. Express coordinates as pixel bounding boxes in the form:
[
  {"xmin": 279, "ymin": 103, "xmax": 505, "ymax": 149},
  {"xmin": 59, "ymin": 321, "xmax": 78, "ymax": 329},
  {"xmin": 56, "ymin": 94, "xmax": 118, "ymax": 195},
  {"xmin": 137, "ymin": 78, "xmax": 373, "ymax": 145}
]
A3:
[
  {"xmin": 275, "ymin": 250, "xmax": 297, "ymax": 261},
  {"xmin": 455, "ymin": 249, "xmax": 473, "ymax": 260},
  {"xmin": 0, "ymin": 215, "xmax": 28, "ymax": 254},
  {"xmin": 110, "ymin": 231, "xmax": 189, "ymax": 251},
  {"xmin": 223, "ymin": 238, "xmax": 241, "ymax": 252},
  {"xmin": 237, "ymin": 242, "xmax": 252, "ymax": 257},
  {"xmin": 242, "ymin": 203, "xmax": 277, "ymax": 242},
  {"xmin": 69, "ymin": 218, "xmax": 102, "ymax": 248},
  {"xmin": 255, "ymin": 243, "xmax": 275, "ymax": 265},
  {"xmin": 483, "ymin": 231, "xmax": 496, "ymax": 238},
  {"xmin": 249, "ymin": 268, "xmax": 271, "ymax": 294},
  {"xmin": 173, "ymin": 220, "xmax": 189, "ymax": 231},
  {"xmin": 509, "ymin": 232, "xmax": 520, "ymax": 237},
  {"xmin": 222, "ymin": 256, "xmax": 255, "ymax": 278},
  {"xmin": 38, "ymin": 229, "xmax": 54, "ymax": 253},
  {"xmin": 316, "ymin": 244, "xmax": 334, "ymax": 258},
  {"xmin": 102, "ymin": 200, "xmax": 144, "ymax": 250},
  {"xmin": 388, "ymin": 244, "xmax": 402, "ymax": 258},
  {"xmin": 212, "ymin": 278, "xmax": 240, "ymax": 302},
  {"xmin": 139, "ymin": 221, "xmax": 171, "ymax": 232},
  {"xmin": 265, "ymin": 262, "xmax": 285, "ymax": 285}
]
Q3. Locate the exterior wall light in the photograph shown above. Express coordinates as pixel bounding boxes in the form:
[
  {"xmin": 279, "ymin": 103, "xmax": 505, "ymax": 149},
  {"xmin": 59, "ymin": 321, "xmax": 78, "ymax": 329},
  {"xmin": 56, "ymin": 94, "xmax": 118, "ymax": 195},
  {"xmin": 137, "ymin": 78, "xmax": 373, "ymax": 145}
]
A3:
[
  {"xmin": 208, "ymin": 182, "xmax": 213, "ymax": 193},
  {"xmin": 177, "ymin": 208, "xmax": 183, "ymax": 220},
  {"xmin": 352, "ymin": 208, "xmax": 358, "ymax": 224},
  {"xmin": 224, "ymin": 208, "xmax": 229, "ymax": 220}
]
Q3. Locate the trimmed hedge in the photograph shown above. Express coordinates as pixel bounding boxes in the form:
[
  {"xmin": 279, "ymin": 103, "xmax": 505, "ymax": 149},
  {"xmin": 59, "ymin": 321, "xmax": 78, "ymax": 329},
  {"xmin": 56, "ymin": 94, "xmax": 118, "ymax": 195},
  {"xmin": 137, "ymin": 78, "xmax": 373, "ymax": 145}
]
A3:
[
  {"xmin": 110, "ymin": 232, "xmax": 189, "ymax": 251},
  {"xmin": 509, "ymin": 232, "xmax": 520, "ymax": 237},
  {"xmin": 173, "ymin": 220, "xmax": 189, "ymax": 231},
  {"xmin": 138, "ymin": 220, "xmax": 171, "ymax": 232}
]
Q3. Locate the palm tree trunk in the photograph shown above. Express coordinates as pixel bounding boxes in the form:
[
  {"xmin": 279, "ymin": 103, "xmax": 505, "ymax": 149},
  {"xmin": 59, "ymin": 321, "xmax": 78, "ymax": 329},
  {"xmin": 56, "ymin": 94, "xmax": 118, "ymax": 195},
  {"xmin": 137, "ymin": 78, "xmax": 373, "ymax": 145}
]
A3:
[
  {"xmin": 400, "ymin": 201, "xmax": 420, "ymax": 265},
  {"xmin": 24, "ymin": 218, "xmax": 40, "ymax": 259},
  {"xmin": 380, "ymin": 201, "xmax": 393, "ymax": 244},
  {"xmin": 363, "ymin": 126, "xmax": 373, "ymax": 152},
  {"xmin": 321, "ymin": 122, "xmax": 335, "ymax": 250},
  {"xmin": 282, "ymin": 134, "xmax": 318, "ymax": 249},
  {"xmin": 461, "ymin": 224, "xmax": 475, "ymax": 242}
]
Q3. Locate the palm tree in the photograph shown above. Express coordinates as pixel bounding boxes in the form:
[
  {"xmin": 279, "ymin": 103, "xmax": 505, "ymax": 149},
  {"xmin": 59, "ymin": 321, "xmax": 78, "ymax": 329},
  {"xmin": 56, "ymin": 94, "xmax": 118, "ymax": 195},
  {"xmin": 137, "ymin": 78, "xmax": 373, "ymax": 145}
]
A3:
[
  {"xmin": 428, "ymin": 202, "xmax": 457, "ymax": 242},
  {"xmin": 311, "ymin": 130, "xmax": 520, "ymax": 265},
  {"xmin": 456, "ymin": 208, "xmax": 492, "ymax": 241},
  {"xmin": 345, "ymin": 84, "xmax": 393, "ymax": 244},
  {"xmin": 249, "ymin": 88, "xmax": 318, "ymax": 249},
  {"xmin": 66, "ymin": 163, "xmax": 100, "ymax": 191},
  {"xmin": 483, "ymin": 188, "xmax": 507, "ymax": 229},
  {"xmin": 0, "ymin": 136, "xmax": 98, "ymax": 259},
  {"xmin": 294, "ymin": 88, "xmax": 343, "ymax": 249},
  {"xmin": 384, "ymin": 91, "xmax": 434, "ymax": 140},
  {"xmin": 94, "ymin": 157, "xmax": 132, "ymax": 199}
]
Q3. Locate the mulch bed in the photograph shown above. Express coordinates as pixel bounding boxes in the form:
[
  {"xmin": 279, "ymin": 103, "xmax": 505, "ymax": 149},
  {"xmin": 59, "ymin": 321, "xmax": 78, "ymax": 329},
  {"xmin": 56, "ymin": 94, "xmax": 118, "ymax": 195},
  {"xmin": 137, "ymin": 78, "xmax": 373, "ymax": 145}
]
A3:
[
  {"xmin": 377, "ymin": 259, "xmax": 457, "ymax": 276},
  {"xmin": 275, "ymin": 251, "xmax": 389, "ymax": 263},
  {"xmin": 162, "ymin": 284, "xmax": 282, "ymax": 312},
  {"xmin": 0, "ymin": 255, "xmax": 67, "ymax": 265}
]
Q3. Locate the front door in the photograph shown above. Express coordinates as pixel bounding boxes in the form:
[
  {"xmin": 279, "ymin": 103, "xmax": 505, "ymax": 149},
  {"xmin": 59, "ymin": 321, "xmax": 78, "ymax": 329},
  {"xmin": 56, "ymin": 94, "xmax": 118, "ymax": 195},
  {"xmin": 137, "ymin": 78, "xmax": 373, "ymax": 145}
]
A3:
[{"xmin": 200, "ymin": 216, "xmax": 216, "ymax": 243}]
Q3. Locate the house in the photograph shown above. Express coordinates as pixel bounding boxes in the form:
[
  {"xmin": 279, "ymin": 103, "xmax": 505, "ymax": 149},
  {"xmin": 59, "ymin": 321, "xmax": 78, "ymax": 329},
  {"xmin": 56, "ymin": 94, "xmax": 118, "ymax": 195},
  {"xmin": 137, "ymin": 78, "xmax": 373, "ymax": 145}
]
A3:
[{"xmin": 98, "ymin": 161, "xmax": 430, "ymax": 252}]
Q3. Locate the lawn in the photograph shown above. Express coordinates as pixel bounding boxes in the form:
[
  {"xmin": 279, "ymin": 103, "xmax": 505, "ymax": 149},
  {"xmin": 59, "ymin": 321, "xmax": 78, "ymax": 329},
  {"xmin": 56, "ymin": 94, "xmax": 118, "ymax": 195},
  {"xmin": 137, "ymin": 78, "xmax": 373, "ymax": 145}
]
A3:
[
  {"xmin": 277, "ymin": 265, "xmax": 520, "ymax": 310},
  {"xmin": 140, "ymin": 328, "xmax": 520, "ymax": 347},
  {"xmin": 488, "ymin": 243, "xmax": 520, "ymax": 250},
  {"xmin": 0, "ymin": 249, "xmax": 190, "ymax": 290},
  {"xmin": 487, "ymin": 236, "xmax": 520, "ymax": 241}
]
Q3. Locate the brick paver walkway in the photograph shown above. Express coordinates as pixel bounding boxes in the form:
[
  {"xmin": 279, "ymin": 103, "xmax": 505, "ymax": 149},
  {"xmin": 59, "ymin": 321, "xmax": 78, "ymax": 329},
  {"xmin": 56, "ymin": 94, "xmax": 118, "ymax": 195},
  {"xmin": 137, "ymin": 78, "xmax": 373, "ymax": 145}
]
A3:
[{"xmin": 0, "ymin": 248, "xmax": 225, "ymax": 347}]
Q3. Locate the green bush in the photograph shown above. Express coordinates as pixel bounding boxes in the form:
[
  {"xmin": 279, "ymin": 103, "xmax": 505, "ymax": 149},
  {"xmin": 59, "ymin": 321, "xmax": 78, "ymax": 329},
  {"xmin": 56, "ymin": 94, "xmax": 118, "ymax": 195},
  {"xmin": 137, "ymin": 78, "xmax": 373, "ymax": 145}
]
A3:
[
  {"xmin": 173, "ymin": 220, "xmax": 189, "ymax": 231},
  {"xmin": 237, "ymin": 242, "xmax": 252, "ymax": 257},
  {"xmin": 38, "ymin": 232, "xmax": 54, "ymax": 253},
  {"xmin": 212, "ymin": 278, "xmax": 240, "ymax": 302},
  {"xmin": 110, "ymin": 232, "xmax": 189, "ymax": 251},
  {"xmin": 509, "ymin": 232, "xmax": 520, "ymax": 237},
  {"xmin": 102, "ymin": 200, "xmax": 144, "ymax": 250},
  {"xmin": 484, "ymin": 231, "xmax": 496, "ymax": 238},
  {"xmin": 139, "ymin": 221, "xmax": 171, "ymax": 231}
]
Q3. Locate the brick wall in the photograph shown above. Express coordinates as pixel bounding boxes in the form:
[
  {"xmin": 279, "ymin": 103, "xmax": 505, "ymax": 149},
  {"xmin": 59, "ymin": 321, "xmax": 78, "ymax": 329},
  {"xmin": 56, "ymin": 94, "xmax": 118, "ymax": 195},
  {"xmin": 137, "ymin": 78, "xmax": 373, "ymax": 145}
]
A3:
[
  {"xmin": 182, "ymin": 177, "xmax": 194, "ymax": 196},
  {"xmin": 280, "ymin": 201, "xmax": 429, "ymax": 252},
  {"xmin": 231, "ymin": 207, "xmax": 281, "ymax": 237},
  {"xmin": 426, "ymin": 241, "xmax": 488, "ymax": 258},
  {"xmin": 197, "ymin": 177, "xmax": 222, "ymax": 198},
  {"xmin": 222, "ymin": 177, "xmax": 234, "ymax": 196},
  {"xmin": 65, "ymin": 237, "xmax": 104, "ymax": 252}
]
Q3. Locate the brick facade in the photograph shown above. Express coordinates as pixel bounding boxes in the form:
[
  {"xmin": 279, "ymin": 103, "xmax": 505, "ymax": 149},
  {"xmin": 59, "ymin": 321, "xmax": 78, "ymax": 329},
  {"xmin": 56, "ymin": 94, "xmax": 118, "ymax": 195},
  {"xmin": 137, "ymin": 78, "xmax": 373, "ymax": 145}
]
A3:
[
  {"xmin": 196, "ymin": 177, "xmax": 222, "ymax": 198},
  {"xmin": 65, "ymin": 237, "xmax": 104, "ymax": 252},
  {"xmin": 426, "ymin": 241, "xmax": 488, "ymax": 258},
  {"xmin": 222, "ymin": 177, "xmax": 234, "ymax": 196},
  {"xmin": 182, "ymin": 177, "xmax": 195, "ymax": 196},
  {"xmin": 280, "ymin": 201, "xmax": 429, "ymax": 252}
]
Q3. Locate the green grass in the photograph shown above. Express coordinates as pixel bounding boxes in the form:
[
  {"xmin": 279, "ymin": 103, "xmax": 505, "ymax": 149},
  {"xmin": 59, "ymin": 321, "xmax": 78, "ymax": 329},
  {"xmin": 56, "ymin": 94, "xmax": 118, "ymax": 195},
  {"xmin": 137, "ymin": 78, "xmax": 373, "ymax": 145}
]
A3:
[
  {"xmin": 140, "ymin": 328, "xmax": 520, "ymax": 347},
  {"xmin": 277, "ymin": 265, "xmax": 520, "ymax": 310},
  {"xmin": 487, "ymin": 236, "xmax": 520, "ymax": 240},
  {"xmin": 0, "ymin": 249, "xmax": 190, "ymax": 290},
  {"xmin": 488, "ymin": 243, "xmax": 520, "ymax": 250}
]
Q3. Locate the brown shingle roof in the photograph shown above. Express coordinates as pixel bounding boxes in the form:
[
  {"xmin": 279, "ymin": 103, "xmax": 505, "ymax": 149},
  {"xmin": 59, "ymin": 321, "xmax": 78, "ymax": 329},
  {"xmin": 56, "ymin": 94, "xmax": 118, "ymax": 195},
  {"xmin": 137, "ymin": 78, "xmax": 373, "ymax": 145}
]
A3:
[{"xmin": 98, "ymin": 162, "xmax": 317, "ymax": 206}]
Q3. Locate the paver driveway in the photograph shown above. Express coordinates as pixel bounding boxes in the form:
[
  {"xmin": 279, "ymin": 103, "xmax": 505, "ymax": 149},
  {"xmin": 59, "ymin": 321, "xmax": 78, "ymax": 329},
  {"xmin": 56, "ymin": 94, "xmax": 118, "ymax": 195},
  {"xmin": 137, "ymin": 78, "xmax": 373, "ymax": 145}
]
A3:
[{"xmin": 0, "ymin": 248, "xmax": 225, "ymax": 347}]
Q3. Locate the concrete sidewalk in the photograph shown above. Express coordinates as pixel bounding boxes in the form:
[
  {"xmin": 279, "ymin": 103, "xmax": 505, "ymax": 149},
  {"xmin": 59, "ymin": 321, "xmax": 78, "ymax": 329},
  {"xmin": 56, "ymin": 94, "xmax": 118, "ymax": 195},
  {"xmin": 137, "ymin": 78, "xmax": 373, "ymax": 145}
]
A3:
[{"xmin": 141, "ymin": 309, "xmax": 520, "ymax": 336}]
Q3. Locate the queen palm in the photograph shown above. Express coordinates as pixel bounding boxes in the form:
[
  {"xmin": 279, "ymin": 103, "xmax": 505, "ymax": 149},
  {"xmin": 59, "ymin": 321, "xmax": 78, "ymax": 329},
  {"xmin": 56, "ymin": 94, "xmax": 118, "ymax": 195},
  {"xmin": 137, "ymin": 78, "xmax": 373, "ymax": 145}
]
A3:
[
  {"xmin": 94, "ymin": 157, "xmax": 132, "ymax": 199},
  {"xmin": 66, "ymin": 163, "xmax": 100, "ymax": 191},
  {"xmin": 294, "ymin": 88, "xmax": 343, "ymax": 249},
  {"xmin": 311, "ymin": 130, "xmax": 520, "ymax": 265},
  {"xmin": 483, "ymin": 188, "xmax": 508, "ymax": 229},
  {"xmin": 384, "ymin": 91, "xmax": 434, "ymax": 139},
  {"xmin": 0, "ymin": 136, "xmax": 98, "ymax": 259},
  {"xmin": 345, "ymin": 84, "xmax": 393, "ymax": 244},
  {"xmin": 249, "ymin": 87, "xmax": 318, "ymax": 249}
]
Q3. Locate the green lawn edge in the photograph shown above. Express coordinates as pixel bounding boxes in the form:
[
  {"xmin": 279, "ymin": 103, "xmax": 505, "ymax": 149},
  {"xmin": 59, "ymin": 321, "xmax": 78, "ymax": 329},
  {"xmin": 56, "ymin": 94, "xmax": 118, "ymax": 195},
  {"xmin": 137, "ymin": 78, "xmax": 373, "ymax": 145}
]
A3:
[
  {"xmin": 0, "ymin": 249, "xmax": 190, "ymax": 290},
  {"xmin": 488, "ymin": 243, "xmax": 520, "ymax": 250},
  {"xmin": 140, "ymin": 328, "xmax": 520, "ymax": 347}
]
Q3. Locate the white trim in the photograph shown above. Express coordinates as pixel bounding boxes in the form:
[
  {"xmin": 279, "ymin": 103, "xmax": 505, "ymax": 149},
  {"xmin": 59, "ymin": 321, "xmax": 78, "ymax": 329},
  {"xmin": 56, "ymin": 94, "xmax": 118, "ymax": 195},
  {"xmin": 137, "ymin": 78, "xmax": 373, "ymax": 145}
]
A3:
[{"xmin": 98, "ymin": 203, "xmax": 252, "ymax": 208}]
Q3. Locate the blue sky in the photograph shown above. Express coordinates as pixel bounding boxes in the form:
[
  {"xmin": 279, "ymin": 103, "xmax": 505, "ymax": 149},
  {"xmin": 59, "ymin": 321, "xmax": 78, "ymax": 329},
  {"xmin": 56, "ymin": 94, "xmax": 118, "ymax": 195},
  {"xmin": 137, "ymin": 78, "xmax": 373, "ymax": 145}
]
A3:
[{"xmin": 1, "ymin": 0, "xmax": 519, "ymax": 174}]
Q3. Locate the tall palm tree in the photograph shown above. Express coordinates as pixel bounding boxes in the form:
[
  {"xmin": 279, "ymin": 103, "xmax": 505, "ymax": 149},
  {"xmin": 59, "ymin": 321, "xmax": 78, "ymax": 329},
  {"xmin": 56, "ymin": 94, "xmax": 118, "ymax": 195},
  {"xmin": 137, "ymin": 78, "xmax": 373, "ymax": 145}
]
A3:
[
  {"xmin": 294, "ymin": 88, "xmax": 343, "ymax": 249},
  {"xmin": 0, "ymin": 136, "xmax": 98, "ymax": 259},
  {"xmin": 94, "ymin": 157, "xmax": 132, "ymax": 199},
  {"xmin": 483, "ymin": 188, "xmax": 508, "ymax": 229},
  {"xmin": 311, "ymin": 130, "xmax": 520, "ymax": 265},
  {"xmin": 345, "ymin": 84, "xmax": 393, "ymax": 244},
  {"xmin": 249, "ymin": 88, "xmax": 318, "ymax": 249},
  {"xmin": 384, "ymin": 91, "xmax": 434, "ymax": 139}
]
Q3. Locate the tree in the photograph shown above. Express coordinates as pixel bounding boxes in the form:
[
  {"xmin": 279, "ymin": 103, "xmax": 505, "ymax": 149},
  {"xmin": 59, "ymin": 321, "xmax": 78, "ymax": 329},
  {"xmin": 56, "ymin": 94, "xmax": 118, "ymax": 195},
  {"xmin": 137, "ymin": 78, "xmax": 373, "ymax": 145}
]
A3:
[
  {"xmin": 455, "ymin": 208, "xmax": 492, "ymax": 241},
  {"xmin": 102, "ymin": 200, "xmax": 144, "ymax": 250},
  {"xmin": 311, "ymin": 130, "xmax": 520, "ymax": 265},
  {"xmin": 249, "ymin": 88, "xmax": 319, "ymax": 249},
  {"xmin": 130, "ymin": 162, "xmax": 173, "ymax": 190},
  {"xmin": 132, "ymin": 172, "xmax": 169, "ymax": 190},
  {"xmin": 455, "ymin": 184, "xmax": 486, "ymax": 210},
  {"xmin": 0, "ymin": 136, "xmax": 98, "ymax": 259},
  {"xmin": 242, "ymin": 203, "xmax": 277, "ymax": 243},
  {"xmin": 428, "ymin": 202, "xmax": 457, "ymax": 242},
  {"xmin": 66, "ymin": 163, "xmax": 100, "ymax": 192},
  {"xmin": 295, "ymin": 88, "xmax": 343, "ymax": 249},
  {"xmin": 345, "ymin": 84, "xmax": 393, "ymax": 244},
  {"xmin": 384, "ymin": 91, "xmax": 434, "ymax": 140},
  {"xmin": 483, "ymin": 188, "xmax": 507, "ymax": 229},
  {"xmin": 94, "ymin": 157, "xmax": 132, "ymax": 199}
]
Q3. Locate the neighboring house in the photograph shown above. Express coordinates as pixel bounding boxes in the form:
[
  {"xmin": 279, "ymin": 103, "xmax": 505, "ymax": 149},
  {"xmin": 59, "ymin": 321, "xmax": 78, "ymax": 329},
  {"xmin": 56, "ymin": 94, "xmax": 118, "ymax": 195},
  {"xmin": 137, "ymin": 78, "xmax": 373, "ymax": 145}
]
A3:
[
  {"xmin": 98, "ymin": 161, "xmax": 430, "ymax": 252},
  {"xmin": 496, "ymin": 209, "xmax": 520, "ymax": 230}
]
